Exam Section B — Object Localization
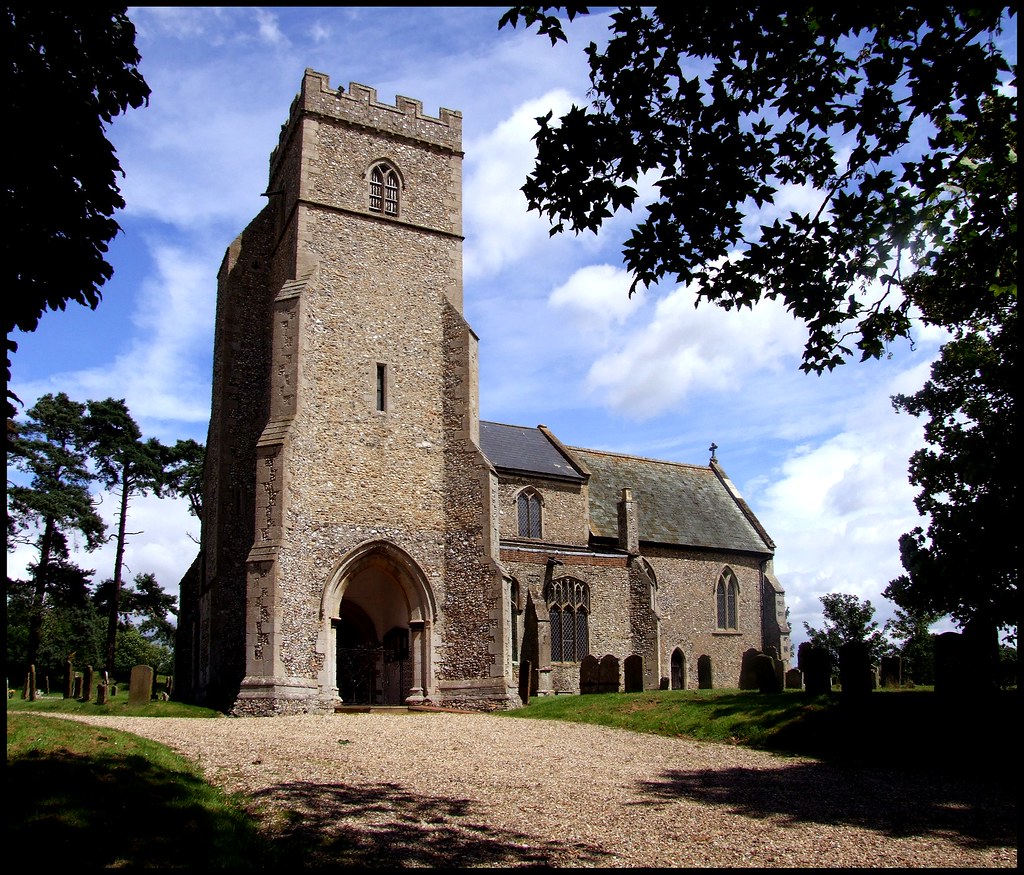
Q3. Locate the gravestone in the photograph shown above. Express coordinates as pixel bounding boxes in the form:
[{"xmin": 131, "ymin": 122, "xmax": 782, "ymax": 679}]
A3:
[
  {"xmin": 598, "ymin": 654, "xmax": 620, "ymax": 693},
  {"xmin": 96, "ymin": 683, "xmax": 108, "ymax": 705},
  {"xmin": 801, "ymin": 645, "xmax": 832, "ymax": 695},
  {"xmin": 934, "ymin": 631, "xmax": 967, "ymax": 694},
  {"xmin": 755, "ymin": 653, "xmax": 782, "ymax": 693},
  {"xmin": 785, "ymin": 667, "xmax": 803, "ymax": 690},
  {"xmin": 128, "ymin": 664, "xmax": 154, "ymax": 706},
  {"xmin": 72, "ymin": 675, "xmax": 83, "ymax": 699},
  {"xmin": 659, "ymin": 676, "xmax": 669, "ymax": 690},
  {"xmin": 739, "ymin": 648, "xmax": 762, "ymax": 690},
  {"xmin": 63, "ymin": 658, "xmax": 74, "ymax": 699},
  {"xmin": 879, "ymin": 654, "xmax": 902, "ymax": 688},
  {"xmin": 838, "ymin": 640, "xmax": 873, "ymax": 697},
  {"xmin": 579, "ymin": 654, "xmax": 601, "ymax": 694},
  {"xmin": 82, "ymin": 665, "xmax": 94, "ymax": 702},
  {"xmin": 697, "ymin": 655, "xmax": 713, "ymax": 689},
  {"xmin": 623, "ymin": 654, "xmax": 644, "ymax": 693}
]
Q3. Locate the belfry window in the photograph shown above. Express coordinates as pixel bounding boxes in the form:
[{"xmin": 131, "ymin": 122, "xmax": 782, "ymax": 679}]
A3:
[
  {"xmin": 370, "ymin": 164, "xmax": 400, "ymax": 216},
  {"xmin": 546, "ymin": 577, "xmax": 590, "ymax": 663},
  {"xmin": 516, "ymin": 489, "xmax": 542, "ymax": 538},
  {"xmin": 716, "ymin": 569, "xmax": 739, "ymax": 630}
]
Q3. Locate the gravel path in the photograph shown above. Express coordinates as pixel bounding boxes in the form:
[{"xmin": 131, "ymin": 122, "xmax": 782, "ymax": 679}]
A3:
[{"xmin": 45, "ymin": 711, "xmax": 1016, "ymax": 868}]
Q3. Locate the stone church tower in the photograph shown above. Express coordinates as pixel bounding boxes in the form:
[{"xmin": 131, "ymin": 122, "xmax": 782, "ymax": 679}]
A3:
[
  {"xmin": 178, "ymin": 69, "xmax": 792, "ymax": 715},
  {"xmin": 177, "ymin": 70, "xmax": 515, "ymax": 714}
]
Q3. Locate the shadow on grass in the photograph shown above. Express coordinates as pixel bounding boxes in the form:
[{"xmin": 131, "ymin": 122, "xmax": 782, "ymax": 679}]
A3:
[
  {"xmin": 248, "ymin": 780, "xmax": 610, "ymax": 868},
  {"xmin": 6, "ymin": 750, "xmax": 267, "ymax": 868},
  {"xmin": 628, "ymin": 690, "xmax": 1018, "ymax": 853}
]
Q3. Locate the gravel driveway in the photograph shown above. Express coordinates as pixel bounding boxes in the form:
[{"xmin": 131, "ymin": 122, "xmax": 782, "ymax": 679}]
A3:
[{"xmin": 48, "ymin": 710, "xmax": 1016, "ymax": 868}]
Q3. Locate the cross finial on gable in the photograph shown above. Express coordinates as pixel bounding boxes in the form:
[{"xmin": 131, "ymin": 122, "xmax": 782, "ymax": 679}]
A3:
[{"xmin": 709, "ymin": 442, "xmax": 718, "ymax": 462}]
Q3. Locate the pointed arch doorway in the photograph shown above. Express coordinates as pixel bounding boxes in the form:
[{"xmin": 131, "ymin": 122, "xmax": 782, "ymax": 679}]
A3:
[{"xmin": 320, "ymin": 541, "xmax": 436, "ymax": 706}]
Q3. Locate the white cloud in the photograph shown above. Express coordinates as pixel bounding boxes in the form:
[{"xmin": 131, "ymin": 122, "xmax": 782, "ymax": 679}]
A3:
[
  {"xmin": 463, "ymin": 90, "xmax": 579, "ymax": 279},
  {"xmin": 7, "ymin": 491, "xmax": 198, "ymax": 607},
  {"xmin": 16, "ymin": 241, "xmax": 217, "ymax": 433},
  {"xmin": 548, "ymin": 264, "xmax": 646, "ymax": 345},
  {"xmin": 755, "ymin": 363, "xmax": 934, "ymax": 643},
  {"xmin": 583, "ymin": 285, "xmax": 806, "ymax": 418}
]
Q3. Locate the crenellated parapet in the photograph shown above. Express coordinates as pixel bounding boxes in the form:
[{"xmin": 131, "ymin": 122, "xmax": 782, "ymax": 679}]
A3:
[{"xmin": 270, "ymin": 69, "xmax": 462, "ymax": 178}]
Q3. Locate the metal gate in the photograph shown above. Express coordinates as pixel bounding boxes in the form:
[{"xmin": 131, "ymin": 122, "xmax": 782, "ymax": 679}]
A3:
[{"xmin": 337, "ymin": 642, "xmax": 409, "ymax": 705}]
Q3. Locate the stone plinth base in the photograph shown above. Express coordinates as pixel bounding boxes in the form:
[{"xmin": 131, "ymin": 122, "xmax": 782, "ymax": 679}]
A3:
[
  {"xmin": 434, "ymin": 677, "xmax": 522, "ymax": 712},
  {"xmin": 231, "ymin": 675, "xmax": 334, "ymax": 716}
]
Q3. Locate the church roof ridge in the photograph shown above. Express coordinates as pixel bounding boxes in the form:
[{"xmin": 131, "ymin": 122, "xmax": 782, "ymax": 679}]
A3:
[{"xmin": 567, "ymin": 444, "xmax": 711, "ymax": 474}]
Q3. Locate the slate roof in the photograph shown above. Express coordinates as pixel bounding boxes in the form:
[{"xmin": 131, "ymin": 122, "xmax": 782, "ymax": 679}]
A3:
[
  {"xmin": 479, "ymin": 422, "xmax": 775, "ymax": 556},
  {"xmin": 571, "ymin": 447, "xmax": 774, "ymax": 555},
  {"xmin": 479, "ymin": 421, "xmax": 586, "ymax": 482}
]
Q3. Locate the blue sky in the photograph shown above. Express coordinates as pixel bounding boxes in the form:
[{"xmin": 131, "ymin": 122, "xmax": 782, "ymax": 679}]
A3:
[{"xmin": 9, "ymin": 7, "xmax": 1015, "ymax": 647}]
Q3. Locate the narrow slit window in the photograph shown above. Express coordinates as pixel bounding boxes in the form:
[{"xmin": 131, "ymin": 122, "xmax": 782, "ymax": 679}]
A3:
[{"xmin": 375, "ymin": 363, "xmax": 387, "ymax": 411}]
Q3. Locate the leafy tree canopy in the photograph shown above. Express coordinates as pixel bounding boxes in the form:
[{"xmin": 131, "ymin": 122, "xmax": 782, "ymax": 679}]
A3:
[
  {"xmin": 161, "ymin": 438, "xmax": 206, "ymax": 520},
  {"xmin": 885, "ymin": 309, "xmax": 1018, "ymax": 643},
  {"xmin": 803, "ymin": 592, "xmax": 888, "ymax": 665},
  {"xmin": 7, "ymin": 393, "xmax": 105, "ymax": 554},
  {"xmin": 7, "ymin": 393, "xmax": 106, "ymax": 668},
  {"xmin": 500, "ymin": 5, "xmax": 1016, "ymax": 372},
  {"xmin": 3, "ymin": 7, "xmax": 150, "ymax": 419}
]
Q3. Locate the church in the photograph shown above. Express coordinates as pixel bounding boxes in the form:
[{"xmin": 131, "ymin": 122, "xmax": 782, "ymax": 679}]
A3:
[{"xmin": 175, "ymin": 70, "xmax": 791, "ymax": 715}]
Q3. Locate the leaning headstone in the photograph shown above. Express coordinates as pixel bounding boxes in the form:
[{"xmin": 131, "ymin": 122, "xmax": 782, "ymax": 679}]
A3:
[
  {"xmin": 623, "ymin": 654, "xmax": 644, "ymax": 693},
  {"xmin": 785, "ymin": 667, "xmax": 803, "ymax": 690},
  {"xmin": 128, "ymin": 665, "xmax": 154, "ymax": 706},
  {"xmin": 598, "ymin": 654, "xmax": 620, "ymax": 693},
  {"xmin": 739, "ymin": 648, "xmax": 762, "ymax": 690},
  {"xmin": 755, "ymin": 653, "xmax": 782, "ymax": 693},
  {"xmin": 96, "ymin": 683, "xmax": 108, "ymax": 705},
  {"xmin": 82, "ymin": 665, "xmax": 94, "ymax": 702},
  {"xmin": 876, "ymin": 655, "xmax": 901, "ymax": 692},
  {"xmin": 801, "ymin": 645, "xmax": 832, "ymax": 695},
  {"xmin": 934, "ymin": 631, "xmax": 966, "ymax": 694},
  {"xmin": 697, "ymin": 654, "xmax": 713, "ymax": 689},
  {"xmin": 838, "ymin": 640, "xmax": 873, "ymax": 697},
  {"xmin": 579, "ymin": 654, "xmax": 600, "ymax": 694},
  {"xmin": 63, "ymin": 658, "xmax": 74, "ymax": 699}
]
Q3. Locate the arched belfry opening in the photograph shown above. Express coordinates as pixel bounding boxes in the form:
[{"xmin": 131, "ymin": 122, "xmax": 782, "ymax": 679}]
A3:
[{"xmin": 319, "ymin": 540, "xmax": 435, "ymax": 706}]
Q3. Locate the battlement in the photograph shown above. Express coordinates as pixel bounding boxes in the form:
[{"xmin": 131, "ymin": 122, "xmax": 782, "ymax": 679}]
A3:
[{"xmin": 270, "ymin": 69, "xmax": 462, "ymax": 175}]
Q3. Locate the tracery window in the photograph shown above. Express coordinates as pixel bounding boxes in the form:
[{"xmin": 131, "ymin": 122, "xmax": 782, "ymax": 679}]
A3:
[
  {"xmin": 546, "ymin": 577, "xmax": 590, "ymax": 662},
  {"xmin": 369, "ymin": 163, "xmax": 400, "ymax": 216},
  {"xmin": 516, "ymin": 488, "xmax": 542, "ymax": 539},
  {"xmin": 716, "ymin": 568, "xmax": 739, "ymax": 630}
]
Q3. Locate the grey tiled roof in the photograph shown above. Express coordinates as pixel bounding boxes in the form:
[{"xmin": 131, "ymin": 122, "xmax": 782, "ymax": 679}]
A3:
[
  {"xmin": 479, "ymin": 422, "xmax": 586, "ymax": 482},
  {"xmin": 569, "ymin": 447, "xmax": 773, "ymax": 555}
]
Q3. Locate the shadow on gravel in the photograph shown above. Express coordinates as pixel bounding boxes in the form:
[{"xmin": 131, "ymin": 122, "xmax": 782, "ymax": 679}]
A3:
[
  {"xmin": 632, "ymin": 760, "xmax": 1017, "ymax": 851},
  {"xmin": 250, "ymin": 780, "xmax": 610, "ymax": 868}
]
